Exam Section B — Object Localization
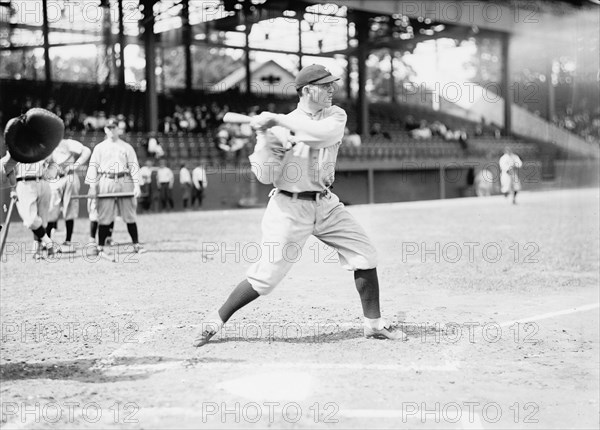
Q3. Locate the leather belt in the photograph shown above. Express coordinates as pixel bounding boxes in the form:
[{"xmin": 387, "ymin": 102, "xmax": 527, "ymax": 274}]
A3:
[
  {"xmin": 101, "ymin": 172, "xmax": 130, "ymax": 179},
  {"xmin": 58, "ymin": 171, "xmax": 75, "ymax": 178},
  {"xmin": 279, "ymin": 190, "xmax": 327, "ymax": 201},
  {"xmin": 16, "ymin": 176, "xmax": 43, "ymax": 182}
]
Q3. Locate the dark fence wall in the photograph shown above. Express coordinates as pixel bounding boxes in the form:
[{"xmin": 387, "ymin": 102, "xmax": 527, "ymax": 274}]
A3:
[{"xmin": 3, "ymin": 159, "xmax": 598, "ymax": 225}]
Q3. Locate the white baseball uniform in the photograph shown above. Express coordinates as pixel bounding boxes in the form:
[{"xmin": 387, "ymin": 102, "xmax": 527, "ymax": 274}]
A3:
[
  {"xmin": 85, "ymin": 137, "xmax": 140, "ymax": 224},
  {"xmin": 1, "ymin": 155, "xmax": 50, "ymax": 229},
  {"xmin": 499, "ymin": 152, "xmax": 523, "ymax": 193},
  {"xmin": 47, "ymin": 139, "xmax": 86, "ymax": 222},
  {"xmin": 246, "ymin": 104, "xmax": 377, "ymax": 296}
]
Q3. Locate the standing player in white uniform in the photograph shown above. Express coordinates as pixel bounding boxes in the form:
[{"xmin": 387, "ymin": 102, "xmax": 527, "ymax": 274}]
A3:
[
  {"xmin": 46, "ymin": 139, "xmax": 91, "ymax": 250},
  {"xmin": 195, "ymin": 64, "xmax": 405, "ymax": 346},
  {"xmin": 0, "ymin": 153, "xmax": 58, "ymax": 258},
  {"xmin": 85, "ymin": 118, "xmax": 143, "ymax": 258},
  {"xmin": 499, "ymin": 147, "xmax": 523, "ymax": 204}
]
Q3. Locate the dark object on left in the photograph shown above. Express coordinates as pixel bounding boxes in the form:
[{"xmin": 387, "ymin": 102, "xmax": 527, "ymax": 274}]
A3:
[{"xmin": 4, "ymin": 108, "xmax": 64, "ymax": 163}]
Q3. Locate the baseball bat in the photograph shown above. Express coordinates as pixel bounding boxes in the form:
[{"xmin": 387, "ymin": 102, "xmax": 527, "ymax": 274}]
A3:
[
  {"xmin": 223, "ymin": 112, "xmax": 253, "ymax": 124},
  {"xmin": 0, "ymin": 195, "xmax": 17, "ymax": 260},
  {"xmin": 70, "ymin": 192, "xmax": 137, "ymax": 199}
]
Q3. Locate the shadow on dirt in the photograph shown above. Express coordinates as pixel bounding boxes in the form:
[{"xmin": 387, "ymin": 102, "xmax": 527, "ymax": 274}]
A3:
[
  {"xmin": 0, "ymin": 356, "xmax": 205, "ymax": 382},
  {"xmin": 204, "ymin": 322, "xmax": 447, "ymax": 344}
]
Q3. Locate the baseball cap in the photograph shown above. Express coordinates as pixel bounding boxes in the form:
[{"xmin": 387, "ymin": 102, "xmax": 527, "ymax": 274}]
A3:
[
  {"xmin": 105, "ymin": 118, "xmax": 118, "ymax": 129},
  {"xmin": 295, "ymin": 64, "xmax": 340, "ymax": 89}
]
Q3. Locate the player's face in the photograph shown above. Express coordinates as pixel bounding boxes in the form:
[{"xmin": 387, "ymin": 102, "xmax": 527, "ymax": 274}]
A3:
[
  {"xmin": 307, "ymin": 82, "xmax": 337, "ymax": 108},
  {"xmin": 105, "ymin": 124, "xmax": 122, "ymax": 140}
]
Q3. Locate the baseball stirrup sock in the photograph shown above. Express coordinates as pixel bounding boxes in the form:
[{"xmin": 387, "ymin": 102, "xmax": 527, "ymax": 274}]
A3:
[
  {"xmin": 98, "ymin": 225, "xmax": 111, "ymax": 247},
  {"xmin": 65, "ymin": 220, "xmax": 74, "ymax": 242},
  {"xmin": 90, "ymin": 221, "xmax": 98, "ymax": 238},
  {"xmin": 218, "ymin": 279, "xmax": 260, "ymax": 323},
  {"xmin": 354, "ymin": 268, "xmax": 381, "ymax": 319},
  {"xmin": 32, "ymin": 226, "xmax": 46, "ymax": 241},
  {"xmin": 127, "ymin": 223, "xmax": 139, "ymax": 244},
  {"xmin": 46, "ymin": 222, "xmax": 57, "ymax": 238}
]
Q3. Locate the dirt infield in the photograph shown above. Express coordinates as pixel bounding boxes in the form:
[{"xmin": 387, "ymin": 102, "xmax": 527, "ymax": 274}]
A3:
[{"xmin": 1, "ymin": 188, "xmax": 598, "ymax": 429}]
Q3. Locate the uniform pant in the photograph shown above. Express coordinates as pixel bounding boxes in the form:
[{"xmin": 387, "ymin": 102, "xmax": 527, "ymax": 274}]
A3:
[
  {"xmin": 181, "ymin": 183, "xmax": 192, "ymax": 207},
  {"xmin": 48, "ymin": 173, "xmax": 80, "ymax": 222},
  {"xmin": 15, "ymin": 180, "xmax": 50, "ymax": 230},
  {"xmin": 159, "ymin": 183, "xmax": 174, "ymax": 209},
  {"xmin": 246, "ymin": 190, "xmax": 378, "ymax": 295},
  {"xmin": 97, "ymin": 176, "xmax": 136, "ymax": 224},
  {"xmin": 191, "ymin": 186, "xmax": 204, "ymax": 207},
  {"xmin": 500, "ymin": 170, "xmax": 521, "ymax": 193}
]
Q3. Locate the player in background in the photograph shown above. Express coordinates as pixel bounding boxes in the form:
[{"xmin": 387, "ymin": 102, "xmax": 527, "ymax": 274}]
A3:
[
  {"xmin": 499, "ymin": 147, "xmax": 523, "ymax": 204},
  {"xmin": 85, "ymin": 118, "xmax": 143, "ymax": 259},
  {"xmin": 1, "ymin": 153, "xmax": 59, "ymax": 259},
  {"xmin": 45, "ymin": 138, "xmax": 91, "ymax": 251}
]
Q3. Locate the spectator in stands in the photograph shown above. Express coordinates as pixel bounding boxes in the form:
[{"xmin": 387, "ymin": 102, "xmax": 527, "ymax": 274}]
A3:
[
  {"xmin": 343, "ymin": 127, "xmax": 362, "ymax": 147},
  {"xmin": 458, "ymin": 128, "xmax": 469, "ymax": 152},
  {"xmin": 139, "ymin": 159, "xmax": 155, "ymax": 212},
  {"xmin": 117, "ymin": 114, "xmax": 127, "ymax": 132},
  {"xmin": 157, "ymin": 159, "xmax": 175, "ymax": 211},
  {"xmin": 96, "ymin": 111, "xmax": 107, "ymax": 130},
  {"xmin": 179, "ymin": 163, "xmax": 193, "ymax": 209},
  {"xmin": 146, "ymin": 133, "xmax": 165, "ymax": 159},
  {"xmin": 369, "ymin": 122, "xmax": 392, "ymax": 140},
  {"xmin": 411, "ymin": 120, "xmax": 433, "ymax": 139},
  {"xmin": 127, "ymin": 114, "xmax": 137, "ymax": 132},
  {"xmin": 195, "ymin": 105, "xmax": 209, "ymax": 134},
  {"xmin": 215, "ymin": 123, "xmax": 248, "ymax": 164},
  {"xmin": 83, "ymin": 111, "xmax": 99, "ymax": 131},
  {"xmin": 430, "ymin": 121, "xmax": 448, "ymax": 137},
  {"xmin": 192, "ymin": 163, "xmax": 208, "ymax": 208},
  {"xmin": 492, "ymin": 124, "xmax": 502, "ymax": 139},
  {"xmin": 161, "ymin": 116, "xmax": 178, "ymax": 134},
  {"xmin": 405, "ymin": 115, "xmax": 419, "ymax": 131}
]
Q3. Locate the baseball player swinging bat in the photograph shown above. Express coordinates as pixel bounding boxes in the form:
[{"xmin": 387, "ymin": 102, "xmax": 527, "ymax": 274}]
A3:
[{"xmin": 222, "ymin": 112, "xmax": 253, "ymax": 124}]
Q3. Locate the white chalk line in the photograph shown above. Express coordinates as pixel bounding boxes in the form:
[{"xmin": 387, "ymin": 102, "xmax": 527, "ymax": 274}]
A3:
[
  {"xmin": 103, "ymin": 360, "xmax": 461, "ymax": 375},
  {"xmin": 90, "ymin": 303, "xmax": 598, "ymax": 393},
  {"xmin": 499, "ymin": 302, "xmax": 600, "ymax": 328},
  {"xmin": 121, "ymin": 405, "xmax": 484, "ymax": 429}
]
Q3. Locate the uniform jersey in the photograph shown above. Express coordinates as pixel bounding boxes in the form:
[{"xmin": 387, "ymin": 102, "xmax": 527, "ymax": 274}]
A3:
[
  {"xmin": 85, "ymin": 138, "xmax": 140, "ymax": 224},
  {"xmin": 47, "ymin": 139, "xmax": 86, "ymax": 222},
  {"xmin": 11, "ymin": 159, "xmax": 47, "ymax": 179},
  {"xmin": 499, "ymin": 153, "xmax": 523, "ymax": 173},
  {"xmin": 48, "ymin": 139, "xmax": 85, "ymax": 176},
  {"xmin": 0, "ymin": 154, "xmax": 50, "ymax": 230},
  {"xmin": 245, "ymin": 104, "xmax": 376, "ymax": 296},
  {"xmin": 499, "ymin": 152, "xmax": 523, "ymax": 193},
  {"xmin": 273, "ymin": 104, "xmax": 346, "ymax": 192},
  {"xmin": 85, "ymin": 138, "xmax": 140, "ymax": 185}
]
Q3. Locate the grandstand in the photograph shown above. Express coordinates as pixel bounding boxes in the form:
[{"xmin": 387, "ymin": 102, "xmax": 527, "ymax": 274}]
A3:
[{"xmin": 1, "ymin": 0, "xmax": 598, "ymax": 211}]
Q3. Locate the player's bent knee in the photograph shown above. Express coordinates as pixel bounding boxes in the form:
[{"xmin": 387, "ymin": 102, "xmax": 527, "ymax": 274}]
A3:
[
  {"xmin": 246, "ymin": 278, "xmax": 276, "ymax": 296},
  {"xmin": 24, "ymin": 216, "xmax": 42, "ymax": 230},
  {"xmin": 341, "ymin": 255, "xmax": 378, "ymax": 271}
]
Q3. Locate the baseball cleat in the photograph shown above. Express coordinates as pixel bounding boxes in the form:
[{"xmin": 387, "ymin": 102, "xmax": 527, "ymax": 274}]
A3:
[
  {"xmin": 45, "ymin": 243, "xmax": 61, "ymax": 258},
  {"xmin": 363, "ymin": 325, "xmax": 408, "ymax": 341},
  {"xmin": 363, "ymin": 318, "xmax": 408, "ymax": 341},
  {"xmin": 60, "ymin": 241, "xmax": 76, "ymax": 254},
  {"xmin": 193, "ymin": 312, "xmax": 224, "ymax": 347},
  {"xmin": 97, "ymin": 248, "xmax": 116, "ymax": 262},
  {"xmin": 105, "ymin": 237, "xmax": 118, "ymax": 246},
  {"xmin": 133, "ymin": 244, "xmax": 146, "ymax": 254}
]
